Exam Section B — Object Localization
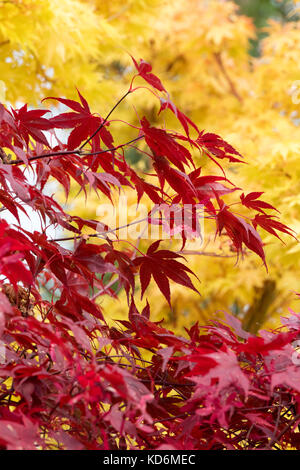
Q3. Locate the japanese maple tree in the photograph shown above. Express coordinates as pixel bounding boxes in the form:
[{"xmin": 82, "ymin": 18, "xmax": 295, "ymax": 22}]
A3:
[{"xmin": 0, "ymin": 58, "xmax": 299, "ymax": 450}]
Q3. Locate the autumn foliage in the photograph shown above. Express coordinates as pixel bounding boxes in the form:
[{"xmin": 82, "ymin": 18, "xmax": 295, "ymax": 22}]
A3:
[{"xmin": 0, "ymin": 58, "xmax": 300, "ymax": 450}]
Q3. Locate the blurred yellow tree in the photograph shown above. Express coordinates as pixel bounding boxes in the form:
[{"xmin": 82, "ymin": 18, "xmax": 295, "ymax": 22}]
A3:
[
  {"xmin": 2, "ymin": 0, "xmax": 300, "ymax": 333},
  {"xmin": 0, "ymin": 0, "xmax": 161, "ymax": 104}
]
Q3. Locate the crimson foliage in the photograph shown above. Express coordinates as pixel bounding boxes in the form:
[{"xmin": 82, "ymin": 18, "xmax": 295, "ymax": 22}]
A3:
[{"xmin": 0, "ymin": 58, "xmax": 299, "ymax": 450}]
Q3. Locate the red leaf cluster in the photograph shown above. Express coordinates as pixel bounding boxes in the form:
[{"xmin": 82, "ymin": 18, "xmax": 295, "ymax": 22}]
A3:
[{"xmin": 0, "ymin": 58, "xmax": 297, "ymax": 450}]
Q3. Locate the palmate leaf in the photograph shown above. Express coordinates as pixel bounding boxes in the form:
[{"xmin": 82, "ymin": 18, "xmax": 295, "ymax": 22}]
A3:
[
  {"xmin": 253, "ymin": 213, "xmax": 297, "ymax": 242},
  {"xmin": 196, "ymin": 130, "xmax": 244, "ymax": 164},
  {"xmin": 133, "ymin": 240, "xmax": 199, "ymax": 305},
  {"xmin": 141, "ymin": 117, "xmax": 193, "ymax": 171}
]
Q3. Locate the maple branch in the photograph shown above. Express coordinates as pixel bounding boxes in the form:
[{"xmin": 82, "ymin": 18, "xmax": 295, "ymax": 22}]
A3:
[
  {"xmin": 79, "ymin": 89, "xmax": 132, "ymax": 150},
  {"xmin": 52, "ymin": 233, "xmax": 98, "ymax": 243},
  {"xmin": 137, "ymin": 378, "xmax": 194, "ymax": 388},
  {"xmin": 31, "ymin": 48, "xmax": 56, "ymax": 86},
  {"xmin": 99, "ymin": 360, "xmax": 193, "ymax": 387},
  {"xmin": 214, "ymin": 52, "xmax": 242, "ymax": 103},
  {"xmin": 268, "ymin": 413, "xmax": 300, "ymax": 449},
  {"xmin": 269, "ymin": 401, "xmax": 283, "ymax": 448},
  {"xmin": 7, "ymin": 136, "xmax": 144, "ymax": 165}
]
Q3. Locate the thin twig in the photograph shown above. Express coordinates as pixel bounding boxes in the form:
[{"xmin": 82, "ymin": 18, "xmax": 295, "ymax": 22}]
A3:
[
  {"xmin": 0, "ymin": 40, "xmax": 9, "ymax": 48},
  {"xmin": 51, "ymin": 214, "xmax": 151, "ymax": 243},
  {"xmin": 7, "ymin": 136, "xmax": 144, "ymax": 165},
  {"xmin": 81, "ymin": 136, "xmax": 143, "ymax": 157},
  {"xmin": 179, "ymin": 250, "xmax": 237, "ymax": 258},
  {"xmin": 153, "ymin": 413, "xmax": 188, "ymax": 425},
  {"xmin": 91, "ymin": 277, "xmax": 118, "ymax": 300}
]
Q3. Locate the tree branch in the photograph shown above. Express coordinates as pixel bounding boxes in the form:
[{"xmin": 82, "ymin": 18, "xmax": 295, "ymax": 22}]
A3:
[
  {"xmin": 7, "ymin": 136, "xmax": 144, "ymax": 165},
  {"xmin": 79, "ymin": 89, "xmax": 132, "ymax": 150}
]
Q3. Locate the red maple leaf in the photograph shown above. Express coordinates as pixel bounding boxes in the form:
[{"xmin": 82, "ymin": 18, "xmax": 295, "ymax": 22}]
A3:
[
  {"xmin": 216, "ymin": 200, "xmax": 266, "ymax": 267},
  {"xmin": 252, "ymin": 213, "xmax": 297, "ymax": 242},
  {"xmin": 133, "ymin": 240, "xmax": 199, "ymax": 304}
]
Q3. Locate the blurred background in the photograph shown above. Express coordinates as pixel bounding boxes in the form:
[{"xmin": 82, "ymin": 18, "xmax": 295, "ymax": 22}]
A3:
[{"xmin": 1, "ymin": 0, "xmax": 300, "ymax": 334}]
